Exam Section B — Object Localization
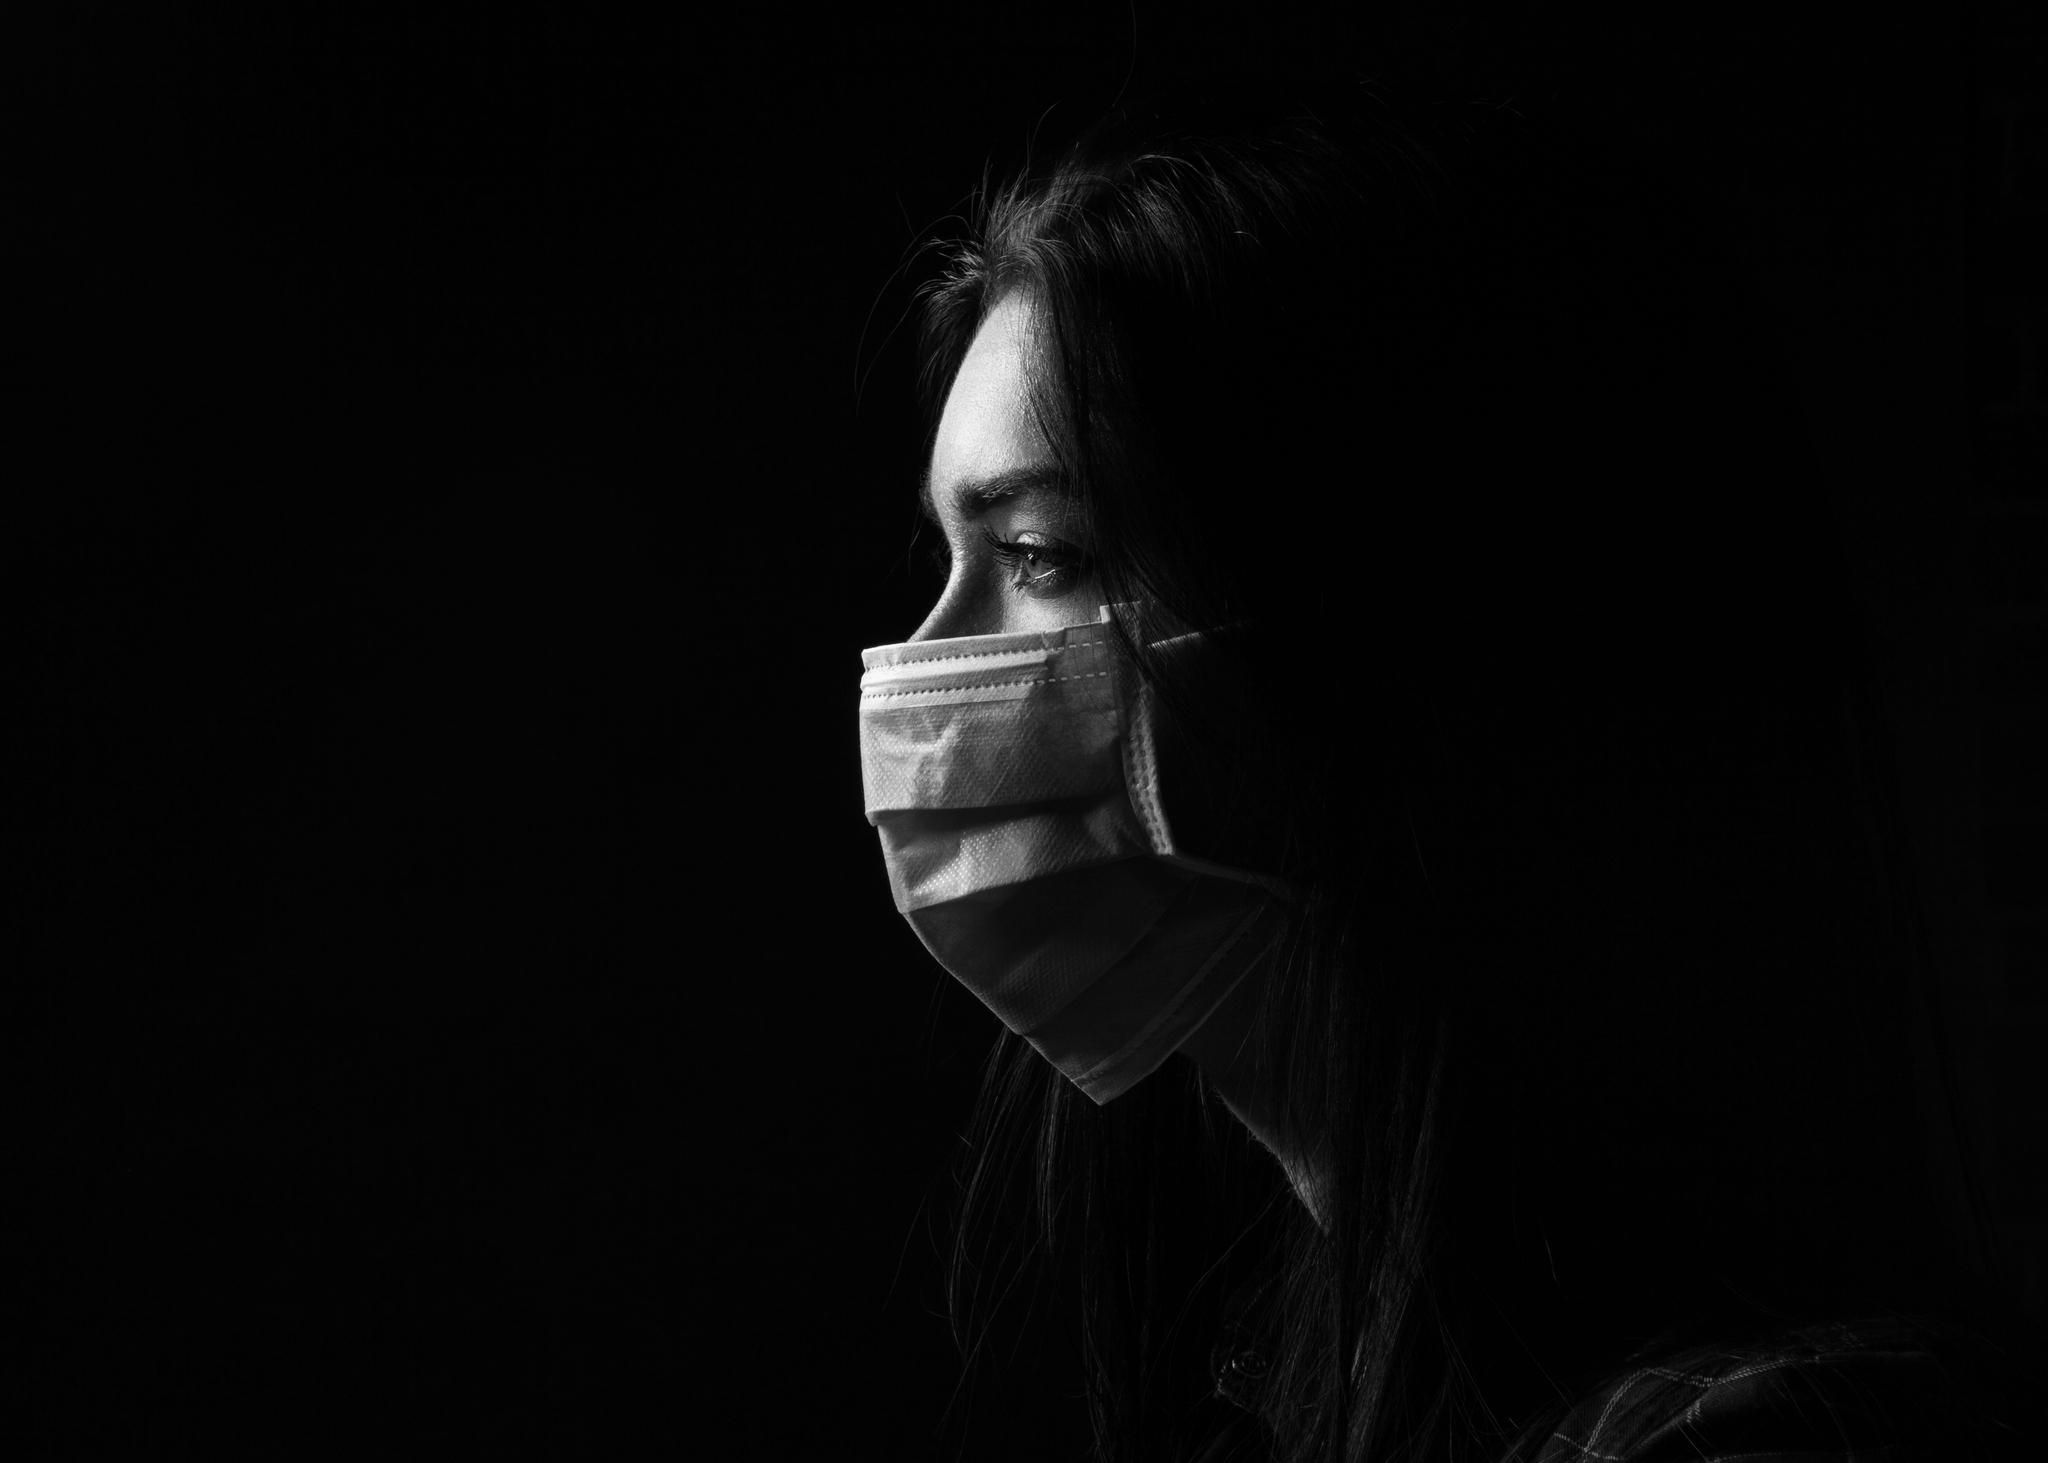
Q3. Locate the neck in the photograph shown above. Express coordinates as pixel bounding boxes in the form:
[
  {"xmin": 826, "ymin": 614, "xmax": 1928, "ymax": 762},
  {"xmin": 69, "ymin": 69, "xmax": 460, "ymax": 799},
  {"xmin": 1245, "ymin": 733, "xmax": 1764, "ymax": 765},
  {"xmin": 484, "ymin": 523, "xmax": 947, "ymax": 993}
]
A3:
[{"xmin": 1179, "ymin": 970, "xmax": 1331, "ymax": 1227}]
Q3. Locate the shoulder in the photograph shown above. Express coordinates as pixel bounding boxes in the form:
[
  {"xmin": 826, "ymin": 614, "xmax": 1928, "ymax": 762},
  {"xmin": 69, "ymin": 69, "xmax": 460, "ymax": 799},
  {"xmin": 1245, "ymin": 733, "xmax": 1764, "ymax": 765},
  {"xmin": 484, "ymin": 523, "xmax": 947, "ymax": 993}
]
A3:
[{"xmin": 1531, "ymin": 1320, "xmax": 1993, "ymax": 1463}]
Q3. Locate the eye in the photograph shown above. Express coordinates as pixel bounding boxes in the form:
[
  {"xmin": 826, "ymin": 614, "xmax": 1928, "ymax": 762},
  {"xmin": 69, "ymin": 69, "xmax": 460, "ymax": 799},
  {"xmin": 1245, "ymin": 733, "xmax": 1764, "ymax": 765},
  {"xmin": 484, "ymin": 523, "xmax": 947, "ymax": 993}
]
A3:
[{"xmin": 981, "ymin": 527, "xmax": 1089, "ymax": 598}]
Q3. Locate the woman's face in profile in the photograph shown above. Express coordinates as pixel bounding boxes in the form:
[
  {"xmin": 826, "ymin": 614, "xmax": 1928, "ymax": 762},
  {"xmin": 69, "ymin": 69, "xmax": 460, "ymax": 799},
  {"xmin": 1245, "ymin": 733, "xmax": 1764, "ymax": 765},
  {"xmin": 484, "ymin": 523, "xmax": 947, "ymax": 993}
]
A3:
[{"xmin": 913, "ymin": 291, "xmax": 1102, "ymax": 642}]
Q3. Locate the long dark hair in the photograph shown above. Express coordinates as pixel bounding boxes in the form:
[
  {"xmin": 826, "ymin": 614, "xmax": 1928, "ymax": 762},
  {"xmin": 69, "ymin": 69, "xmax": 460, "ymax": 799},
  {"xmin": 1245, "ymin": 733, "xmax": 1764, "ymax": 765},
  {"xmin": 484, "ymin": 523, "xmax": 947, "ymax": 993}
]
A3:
[{"xmin": 914, "ymin": 72, "xmax": 1997, "ymax": 1463}]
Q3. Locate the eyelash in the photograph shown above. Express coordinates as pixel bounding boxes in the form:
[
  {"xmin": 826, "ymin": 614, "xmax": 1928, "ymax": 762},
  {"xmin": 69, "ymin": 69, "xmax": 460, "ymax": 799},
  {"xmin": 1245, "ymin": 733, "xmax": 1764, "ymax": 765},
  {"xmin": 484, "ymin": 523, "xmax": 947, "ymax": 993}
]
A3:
[
  {"xmin": 922, "ymin": 529, "xmax": 1090, "ymax": 596},
  {"xmin": 980, "ymin": 528, "xmax": 1088, "ymax": 596},
  {"xmin": 925, "ymin": 530, "xmax": 1088, "ymax": 593}
]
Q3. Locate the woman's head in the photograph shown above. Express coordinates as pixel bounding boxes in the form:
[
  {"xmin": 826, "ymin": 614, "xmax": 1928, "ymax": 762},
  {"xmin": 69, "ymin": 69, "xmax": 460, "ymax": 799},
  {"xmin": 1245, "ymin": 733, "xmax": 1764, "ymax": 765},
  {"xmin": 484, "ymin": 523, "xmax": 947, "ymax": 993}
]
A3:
[
  {"xmin": 912, "ymin": 73, "xmax": 1833, "ymax": 889},
  {"xmin": 907, "ymin": 71, "xmax": 1964, "ymax": 1463}
]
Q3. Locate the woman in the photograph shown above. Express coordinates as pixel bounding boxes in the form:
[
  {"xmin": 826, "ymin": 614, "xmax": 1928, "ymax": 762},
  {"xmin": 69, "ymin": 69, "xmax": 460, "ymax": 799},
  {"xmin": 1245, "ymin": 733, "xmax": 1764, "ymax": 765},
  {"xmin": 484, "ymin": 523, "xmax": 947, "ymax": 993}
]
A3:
[{"xmin": 858, "ymin": 72, "xmax": 2018, "ymax": 1462}]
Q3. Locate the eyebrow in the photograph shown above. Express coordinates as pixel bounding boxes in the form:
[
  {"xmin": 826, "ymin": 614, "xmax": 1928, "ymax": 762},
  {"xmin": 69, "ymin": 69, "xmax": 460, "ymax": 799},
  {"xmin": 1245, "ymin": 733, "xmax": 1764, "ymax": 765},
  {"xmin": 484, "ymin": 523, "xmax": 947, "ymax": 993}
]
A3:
[{"xmin": 917, "ymin": 464, "xmax": 1072, "ymax": 524}]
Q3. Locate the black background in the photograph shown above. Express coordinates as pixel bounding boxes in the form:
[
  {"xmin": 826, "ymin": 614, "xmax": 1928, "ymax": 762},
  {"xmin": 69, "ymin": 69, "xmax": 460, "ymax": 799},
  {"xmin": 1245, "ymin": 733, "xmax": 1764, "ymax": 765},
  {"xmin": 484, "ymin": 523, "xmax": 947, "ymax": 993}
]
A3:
[{"xmin": 20, "ymin": 3, "xmax": 2045, "ymax": 1459}]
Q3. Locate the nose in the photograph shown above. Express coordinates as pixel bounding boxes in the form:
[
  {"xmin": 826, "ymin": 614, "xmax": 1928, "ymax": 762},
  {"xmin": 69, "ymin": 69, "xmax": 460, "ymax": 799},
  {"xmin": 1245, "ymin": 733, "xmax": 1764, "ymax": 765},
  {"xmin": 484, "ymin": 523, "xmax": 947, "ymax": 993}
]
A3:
[{"xmin": 908, "ymin": 576, "xmax": 990, "ymax": 643}]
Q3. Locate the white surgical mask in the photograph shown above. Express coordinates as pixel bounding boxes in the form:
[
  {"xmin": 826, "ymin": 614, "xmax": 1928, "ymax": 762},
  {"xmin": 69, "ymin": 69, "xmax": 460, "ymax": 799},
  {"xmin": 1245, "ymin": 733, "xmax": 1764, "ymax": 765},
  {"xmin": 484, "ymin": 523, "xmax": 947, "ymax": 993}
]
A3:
[{"xmin": 858, "ymin": 605, "xmax": 1291, "ymax": 1104}]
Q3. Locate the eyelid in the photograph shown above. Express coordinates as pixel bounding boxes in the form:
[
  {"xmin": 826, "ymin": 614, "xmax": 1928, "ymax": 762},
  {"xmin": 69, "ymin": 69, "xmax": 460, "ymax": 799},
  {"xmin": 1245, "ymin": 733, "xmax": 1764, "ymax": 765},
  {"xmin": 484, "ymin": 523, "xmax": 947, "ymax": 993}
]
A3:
[{"xmin": 979, "ymin": 526, "xmax": 1075, "ymax": 562}]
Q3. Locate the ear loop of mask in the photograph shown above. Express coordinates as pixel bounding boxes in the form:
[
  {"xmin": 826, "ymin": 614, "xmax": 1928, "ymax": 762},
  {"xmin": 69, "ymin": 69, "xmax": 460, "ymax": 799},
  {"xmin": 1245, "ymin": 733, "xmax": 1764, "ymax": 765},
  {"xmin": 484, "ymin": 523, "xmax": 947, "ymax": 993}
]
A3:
[{"xmin": 1103, "ymin": 602, "xmax": 1298, "ymax": 903}]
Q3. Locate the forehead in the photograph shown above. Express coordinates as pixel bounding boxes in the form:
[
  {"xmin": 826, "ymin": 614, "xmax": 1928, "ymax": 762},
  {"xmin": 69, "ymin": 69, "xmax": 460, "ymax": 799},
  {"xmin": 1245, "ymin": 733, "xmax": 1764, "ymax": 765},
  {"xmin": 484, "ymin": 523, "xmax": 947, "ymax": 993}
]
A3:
[{"xmin": 926, "ymin": 291, "xmax": 1051, "ymax": 508}]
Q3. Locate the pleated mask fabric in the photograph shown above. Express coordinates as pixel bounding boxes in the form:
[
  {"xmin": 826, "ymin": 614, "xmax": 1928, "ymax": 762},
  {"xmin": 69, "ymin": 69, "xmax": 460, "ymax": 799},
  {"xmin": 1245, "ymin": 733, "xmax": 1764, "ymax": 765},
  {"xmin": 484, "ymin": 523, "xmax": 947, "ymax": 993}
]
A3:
[{"xmin": 858, "ymin": 605, "xmax": 1291, "ymax": 1104}]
